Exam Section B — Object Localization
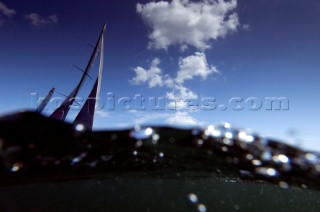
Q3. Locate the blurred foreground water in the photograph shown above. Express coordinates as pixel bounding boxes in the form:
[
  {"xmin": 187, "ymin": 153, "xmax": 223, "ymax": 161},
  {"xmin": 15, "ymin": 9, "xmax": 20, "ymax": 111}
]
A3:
[{"xmin": 0, "ymin": 111, "xmax": 320, "ymax": 211}]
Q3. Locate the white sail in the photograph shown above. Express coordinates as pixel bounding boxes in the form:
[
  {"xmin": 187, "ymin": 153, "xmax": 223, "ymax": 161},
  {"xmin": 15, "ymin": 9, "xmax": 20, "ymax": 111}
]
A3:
[{"xmin": 96, "ymin": 32, "xmax": 104, "ymax": 105}]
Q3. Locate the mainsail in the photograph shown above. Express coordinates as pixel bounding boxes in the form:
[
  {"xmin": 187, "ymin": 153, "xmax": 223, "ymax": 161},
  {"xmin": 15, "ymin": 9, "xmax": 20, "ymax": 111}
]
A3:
[
  {"xmin": 50, "ymin": 23, "xmax": 106, "ymax": 121},
  {"xmin": 73, "ymin": 31, "xmax": 104, "ymax": 130},
  {"xmin": 36, "ymin": 87, "xmax": 55, "ymax": 113},
  {"xmin": 73, "ymin": 78, "xmax": 99, "ymax": 131}
]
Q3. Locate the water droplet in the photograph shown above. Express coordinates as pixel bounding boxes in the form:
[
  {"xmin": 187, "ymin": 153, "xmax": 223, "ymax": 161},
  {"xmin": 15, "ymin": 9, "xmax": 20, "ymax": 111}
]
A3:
[
  {"xmin": 187, "ymin": 193, "xmax": 198, "ymax": 204},
  {"xmin": 238, "ymin": 131, "xmax": 255, "ymax": 143},
  {"xmin": 305, "ymin": 153, "xmax": 318, "ymax": 163},
  {"xmin": 130, "ymin": 127, "xmax": 154, "ymax": 140},
  {"xmin": 246, "ymin": 154, "xmax": 254, "ymax": 160},
  {"xmin": 252, "ymin": 159, "xmax": 262, "ymax": 166},
  {"xmin": 261, "ymin": 151, "xmax": 272, "ymax": 161},
  {"xmin": 145, "ymin": 127, "xmax": 153, "ymax": 135},
  {"xmin": 71, "ymin": 152, "xmax": 87, "ymax": 165},
  {"xmin": 279, "ymin": 181, "xmax": 289, "ymax": 189},
  {"xmin": 234, "ymin": 204, "xmax": 240, "ymax": 210},
  {"xmin": 135, "ymin": 140, "xmax": 143, "ymax": 148},
  {"xmin": 133, "ymin": 150, "xmax": 138, "ymax": 156},
  {"xmin": 255, "ymin": 167, "xmax": 278, "ymax": 177},
  {"xmin": 87, "ymin": 159, "xmax": 99, "ymax": 168},
  {"xmin": 196, "ymin": 139, "xmax": 204, "ymax": 146},
  {"xmin": 11, "ymin": 163, "xmax": 23, "ymax": 172},
  {"xmin": 204, "ymin": 125, "xmax": 221, "ymax": 137},
  {"xmin": 273, "ymin": 154, "xmax": 289, "ymax": 163},
  {"xmin": 197, "ymin": 204, "xmax": 207, "ymax": 212},
  {"xmin": 159, "ymin": 152, "xmax": 164, "ymax": 158},
  {"xmin": 75, "ymin": 124, "xmax": 85, "ymax": 132},
  {"xmin": 224, "ymin": 122, "xmax": 231, "ymax": 129},
  {"xmin": 223, "ymin": 138, "xmax": 233, "ymax": 146},
  {"xmin": 238, "ymin": 131, "xmax": 247, "ymax": 140},
  {"xmin": 221, "ymin": 146, "xmax": 228, "ymax": 152},
  {"xmin": 246, "ymin": 135, "xmax": 255, "ymax": 142},
  {"xmin": 239, "ymin": 170, "xmax": 252, "ymax": 176},
  {"xmin": 301, "ymin": 184, "xmax": 308, "ymax": 189},
  {"xmin": 152, "ymin": 134, "xmax": 160, "ymax": 144},
  {"xmin": 225, "ymin": 132, "xmax": 233, "ymax": 139},
  {"xmin": 100, "ymin": 155, "xmax": 112, "ymax": 162}
]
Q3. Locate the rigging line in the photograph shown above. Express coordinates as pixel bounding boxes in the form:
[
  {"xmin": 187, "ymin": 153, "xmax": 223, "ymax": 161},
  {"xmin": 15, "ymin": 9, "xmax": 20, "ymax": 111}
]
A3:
[
  {"xmin": 56, "ymin": 90, "xmax": 82, "ymax": 107},
  {"xmin": 88, "ymin": 43, "xmax": 101, "ymax": 54},
  {"xmin": 55, "ymin": 90, "xmax": 68, "ymax": 98},
  {"xmin": 52, "ymin": 26, "xmax": 99, "ymax": 99},
  {"xmin": 73, "ymin": 65, "xmax": 93, "ymax": 80}
]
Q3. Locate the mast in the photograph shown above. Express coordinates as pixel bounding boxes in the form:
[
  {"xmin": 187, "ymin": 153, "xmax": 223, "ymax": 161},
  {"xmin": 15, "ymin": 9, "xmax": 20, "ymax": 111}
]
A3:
[
  {"xmin": 36, "ymin": 87, "xmax": 55, "ymax": 113},
  {"xmin": 73, "ymin": 29, "xmax": 105, "ymax": 130},
  {"xmin": 50, "ymin": 23, "xmax": 106, "ymax": 121}
]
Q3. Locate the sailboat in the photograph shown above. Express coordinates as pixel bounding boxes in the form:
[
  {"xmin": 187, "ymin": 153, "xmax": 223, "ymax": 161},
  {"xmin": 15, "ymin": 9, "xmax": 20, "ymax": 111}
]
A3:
[
  {"xmin": 41, "ymin": 23, "xmax": 106, "ymax": 131},
  {"xmin": 36, "ymin": 87, "xmax": 55, "ymax": 113}
]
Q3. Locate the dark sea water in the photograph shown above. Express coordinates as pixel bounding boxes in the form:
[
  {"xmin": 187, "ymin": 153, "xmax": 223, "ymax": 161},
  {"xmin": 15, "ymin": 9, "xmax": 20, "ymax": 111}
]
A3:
[{"xmin": 0, "ymin": 111, "xmax": 320, "ymax": 211}]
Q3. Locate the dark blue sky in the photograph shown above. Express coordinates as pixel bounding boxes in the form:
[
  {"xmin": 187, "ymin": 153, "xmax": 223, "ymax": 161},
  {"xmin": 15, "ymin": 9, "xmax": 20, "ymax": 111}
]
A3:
[{"xmin": 1, "ymin": 0, "xmax": 320, "ymax": 148}]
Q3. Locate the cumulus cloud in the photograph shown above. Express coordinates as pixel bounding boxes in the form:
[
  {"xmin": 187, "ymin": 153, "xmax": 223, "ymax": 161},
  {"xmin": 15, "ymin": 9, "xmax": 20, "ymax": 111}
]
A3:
[
  {"xmin": 165, "ymin": 83, "xmax": 198, "ymax": 109},
  {"xmin": 129, "ymin": 110, "xmax": 202, "ymax": 126},
  {"xmin": 130, "ymin": 52, "xmax": 219, "ymax": 110},
  {"xmin": 136, "ymin": 0, "xmax": 239, "ymax": 50},
  {"xmin": 130, "ymin": 58, "xmax": 164, "ymax": 88},
  {"xmin": 0, "ymin": 1, "xmax": 15, "ymax": 26},
  {"xmin": 166, "ymin": 111, "xmax": 200, "ymax": 125},
  {"xmin": 166, "ymin": 84, "xmax": 198, "ymax": 100},
  {"xmin": 25, "ymin": 13, "xmax": 58, "ymax": 27},
  {"xmin": 176, "ymin": 52, "xmax": 219, "ymax": 83}
]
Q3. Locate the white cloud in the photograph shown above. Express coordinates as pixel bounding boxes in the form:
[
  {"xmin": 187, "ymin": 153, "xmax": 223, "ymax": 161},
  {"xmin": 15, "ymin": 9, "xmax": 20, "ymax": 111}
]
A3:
[
  {"xmin": 0, "ymin": 1, "xmax": 15, "ymax": 17},
  {"xmin": 0, "ymin": 1, "xmax": 15, "ymax": 26},
  {"xmin": 166, "ymin": 83, "xmax": 197, "ymax": 99},
  {"xmin": 176, "ymin": 52, "xmax": 219, "ymax": 83},
  {"xmin": 128, "ymin": 110, "xmax": 202, "ymax": 126},
  {"xmin": 130, "ymin": 58, "xmax": 164, "ymax": 88},
  {"xmin": 166, "ymin": 111, "xmax": 200, "ymax": 125},
  {"xmin": 136, "ymin": 0, "xmax": 239, "ymax": 50},
  {"xmin": 165, "ymin": 83, "xmax": 198, "ymax": 109},
  {"xmin": 25, "ymin": 13, "xmax": 58, "ymax": 27},
  {"xmin": 130, "ymin": 52, "xmax": 220, "ymax": 110}
]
